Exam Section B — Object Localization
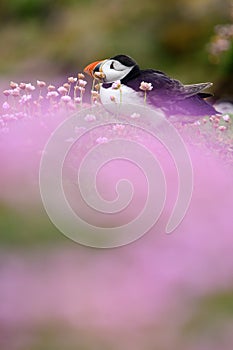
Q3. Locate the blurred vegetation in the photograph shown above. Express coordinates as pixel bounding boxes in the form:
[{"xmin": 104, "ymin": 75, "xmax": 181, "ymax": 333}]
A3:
[
  {"xmin": 0, "ymin": 203, "xmax": 67, "ymax": 246},
  {"xmin": 184, "ymin": 291, "xmax": 233, "ymax": 332},
  {"xmin": 0, "ymin": 0, "xmax": 232, "ymax": 97}
]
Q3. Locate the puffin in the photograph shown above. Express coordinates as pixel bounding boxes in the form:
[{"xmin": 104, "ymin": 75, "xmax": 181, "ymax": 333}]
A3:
[{"xmin": 84, "ymin": 54, "xmax": 217, "ymax": 120}]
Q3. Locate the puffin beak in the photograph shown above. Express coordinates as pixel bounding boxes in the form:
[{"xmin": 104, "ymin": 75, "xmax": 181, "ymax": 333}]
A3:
[{"xmin": 83, "ymin": 59, "xmax": 106, "ymax": 78}]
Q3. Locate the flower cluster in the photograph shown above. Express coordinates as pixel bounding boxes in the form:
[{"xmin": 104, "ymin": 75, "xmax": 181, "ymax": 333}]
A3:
[
  {"xmin": 0, "ymin": 74, "xmax": 99, "ymax": 132},
  {"xmin": 177, "ymin": 108, "xmax": 233, "ymax": 164},
  {"xmin": 207, "ymin": 23, "xmax": 233, "ymax": 62}
]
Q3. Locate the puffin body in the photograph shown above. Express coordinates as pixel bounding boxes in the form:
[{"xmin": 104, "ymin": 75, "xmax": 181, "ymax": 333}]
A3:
[{"xmin": 84, "ymin": 54, "xmax": 217, "ymax": 120}]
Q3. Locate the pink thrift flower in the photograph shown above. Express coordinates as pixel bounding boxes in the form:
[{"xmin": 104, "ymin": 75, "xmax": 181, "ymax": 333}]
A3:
[
  {"xmin": 2, "ymin": 101, "xmax": 10, "ymax": 110},
  {"xmin": 3, "ymin": 90, "xmax": 11, "ymax": 97},
  {"xmin": 19, "ymin": 83, "xmax": 26, "ymax": 90},
  {"xmin": 61, "ymin": 95, "xmax": 71, "ymax": 103},
  {"xmin": 222, "ymin": 114, "xmax": 230, "ymax": 122},
  {"xmin": 58, "ymin": 86, "xmax": 68, "ymax": 95},
  {"xmin": 47, "ymin": 84, "xmax": 56, "ymax": 92},
  {"xmin": 209, "ymin": 116, "xmax": 215, "ymax": 122},
  {"xmin": 12, "ymin": 88, "xmax": 20, "ymax": 97},
  {"xmin": 96, "ymin": 136, "xmax": 109, "ymax": 144},
  {"xmin": 78, "ymin": 79, "xmax": 87, "ymax": 87},
  {"xmin": 218, "ymin": 125, "xmax": 227, "ymax": 131},
  {"xmin": 25, "ymin": 83, "xmax": 36, "ymax": 92},
  {"xmin": 112, "ymin": 80, "xmax": 121, "ymax": 89},
  {"xmin": 37, "ymin": 80, "xmax": 46, "ymax": 88},
  {"xmin": 10, "ymin": 81, "xmax": 18, "ymax": 89},
  {"xmin": 74, "ymin": 97, "xmax": 82, "ymax": 103},
  {"xmin": 68, "ymin": 77, "xmax": 77, "ymax": 84},
  {"xmin": 78, "ymin": 87, "xmax": 85, "ymax": 93},
  {"xmin": 84, "ymin": 114, "xmax": 96, "ymax": 122},
  {"xmin": 46, "ymin": 91, "xmax": 59, "ymax": 98},
  {"xmin": 63, "ymin": 83, "xmax": 70, "ymax": 90},
  {"xmin": 140, "ymin": 81, "xmax": 153, "ymax": 91},
  {"xmin": 91, "ymin": 90, "xmax": 99, "ymax": 97},
  {"xmin": 78, "ymin": 73, "xmax": 85, "ymax": 79},
  {"xmin": 19, "ymin": 94, "xmax": 32, "ymax": 104}
]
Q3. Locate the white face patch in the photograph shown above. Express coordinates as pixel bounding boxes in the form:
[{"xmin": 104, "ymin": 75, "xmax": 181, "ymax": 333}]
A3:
[{"xmin": 101, "ymin": 59, "xmax": 135, "ymax": 83}]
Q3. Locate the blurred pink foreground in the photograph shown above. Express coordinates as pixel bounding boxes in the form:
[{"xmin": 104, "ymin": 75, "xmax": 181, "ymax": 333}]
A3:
[{"xmin": 0, "ymin": 102, "xmax": 233, "ymax": 349}]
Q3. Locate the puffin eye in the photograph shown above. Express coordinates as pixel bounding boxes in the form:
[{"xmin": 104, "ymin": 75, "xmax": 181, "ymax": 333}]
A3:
[{"xmin": 110, "ymin": 62, "xmax": 115, "ymax": 69}]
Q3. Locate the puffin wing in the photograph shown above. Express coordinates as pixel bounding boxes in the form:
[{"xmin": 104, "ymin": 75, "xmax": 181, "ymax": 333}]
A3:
[
  {"xmin": 132, "ymin": 69, "xmax": 185, "ymax": 105},
  {"xmin": 128, "ymin": 69, "xmax": 185, "ymax": 98},
  {"xmin": 124, "ymin": 69, "xmax": 216, "ymax": 116},
  {"xmin": 139, "ymin": 69, "xmax": 182, "ymax": 95},
  {"xmin": 180, "ymin": 82, "xmax": 213, "ymax": 98},
  {"xmin": 128, "ymin": 69, "xmax": 213, "ymax": 101}
]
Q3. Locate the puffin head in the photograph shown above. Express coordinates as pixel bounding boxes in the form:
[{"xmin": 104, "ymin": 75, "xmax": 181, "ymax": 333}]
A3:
[{"xmin": 84, "ymin": 54, "xmax": 139, "ymax": 83}]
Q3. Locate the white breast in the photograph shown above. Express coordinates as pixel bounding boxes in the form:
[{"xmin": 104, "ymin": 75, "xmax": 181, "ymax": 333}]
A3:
[{"xmin": 99, "ymin": 84, "xmax": 143, "ymax": 106}]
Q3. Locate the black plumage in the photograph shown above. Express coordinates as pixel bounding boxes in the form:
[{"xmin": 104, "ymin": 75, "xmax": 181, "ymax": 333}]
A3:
[{"xmin": 111, "ymin": 55, "xmax": 217, "ymax": 117}]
